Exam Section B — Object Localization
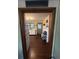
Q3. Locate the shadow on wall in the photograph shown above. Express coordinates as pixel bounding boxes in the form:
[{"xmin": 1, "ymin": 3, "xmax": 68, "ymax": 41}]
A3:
[
  {"xmin": 18, "ymin": 22, "xmax": 24, "ymax": 59},
  {"xmin": 53, "ymin": 3, "xmax": 60, "ymax": 59},
  {"xmin": 18, "ymin": 50, "xmax": 24, "ymax": 59}
]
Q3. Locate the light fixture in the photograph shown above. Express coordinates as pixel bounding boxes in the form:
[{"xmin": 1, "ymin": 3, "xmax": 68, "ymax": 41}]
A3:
[{"xmin": 26, "ymin": 16, "xmax": 34, "ymax": 20}]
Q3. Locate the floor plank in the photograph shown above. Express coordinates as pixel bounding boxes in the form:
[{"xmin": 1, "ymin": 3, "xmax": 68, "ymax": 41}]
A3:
[{"xmin": 28, "ymin": 35, "xmax": 50, "ymax": 59}]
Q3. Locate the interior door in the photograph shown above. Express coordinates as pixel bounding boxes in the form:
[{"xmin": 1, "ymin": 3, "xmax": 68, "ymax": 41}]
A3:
[{"xmin": 19, "ymin": 8, "xmax": 56, "ymax": 59}]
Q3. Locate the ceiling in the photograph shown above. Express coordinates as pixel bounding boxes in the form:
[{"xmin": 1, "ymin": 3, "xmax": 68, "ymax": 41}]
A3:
[{"xmin": 24, "ymin": 13, "xmax": 51, "ymax": 21}]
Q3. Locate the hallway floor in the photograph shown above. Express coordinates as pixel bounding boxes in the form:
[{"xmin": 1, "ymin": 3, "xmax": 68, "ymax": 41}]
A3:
[{"xmin": 28, "ymin": 35, "xmax": 50, "ymax": 59}]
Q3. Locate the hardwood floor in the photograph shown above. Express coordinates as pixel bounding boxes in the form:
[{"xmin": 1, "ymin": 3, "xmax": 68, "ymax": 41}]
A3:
[{"xmin": 28, "ymin": 35, "xmax": 51, "ymax": 59}]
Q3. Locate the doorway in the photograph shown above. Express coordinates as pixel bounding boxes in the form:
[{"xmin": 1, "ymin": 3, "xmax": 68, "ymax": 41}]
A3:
[{"xmin": 18, "ymin": 8, "xmax": 56, "ymax": 59}]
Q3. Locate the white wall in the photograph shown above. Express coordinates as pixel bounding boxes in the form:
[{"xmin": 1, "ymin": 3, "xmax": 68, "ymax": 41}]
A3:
[
  {"xmin": 18, "ymin": 0, "xmax": 26, "ymax": 59},
  {"xmin": 48, "ymin": 0, "xmax": 60, "ymax": 59},
  {"xmin": 18, "ymin": 0, "xmax": 60, "ymax": 59},
  {"xmin": 18, "ymin": 0, "xmax": 26, "ymax": 8},
  {"xmin": 18, "ymin": 20, "xmax": 24, "ymax": 59},
  {"xmin": 48, "ymin": 0, "xmax": 59, "ymax": 7}
]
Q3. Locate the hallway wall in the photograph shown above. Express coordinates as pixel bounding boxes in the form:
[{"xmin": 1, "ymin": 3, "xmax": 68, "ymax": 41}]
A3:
[
  {"xmin": 18, "ymin": 20, "xmax": 24, "ymax": 59},
  {"xmin": 48, "ymin": 0, "xmax": 60, "ymax": 59},
  {"xmin": 18, "ymin": 0, "xmax": 60, "ymax": 59},
  {"xmin": 18, "ymin": 0, "xmax": 26, "ymax": 8}
]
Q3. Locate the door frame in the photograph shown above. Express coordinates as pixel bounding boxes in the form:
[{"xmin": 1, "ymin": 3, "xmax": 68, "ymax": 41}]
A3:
[{"xmin": 18, "ymin": 7, "xmax": 56, "ymax": 59}]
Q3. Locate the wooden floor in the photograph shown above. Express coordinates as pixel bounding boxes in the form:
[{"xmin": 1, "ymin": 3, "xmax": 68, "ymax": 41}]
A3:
[{"xmin": 28, "ymin": 35, "xmax": 51, "ymax": 59}]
